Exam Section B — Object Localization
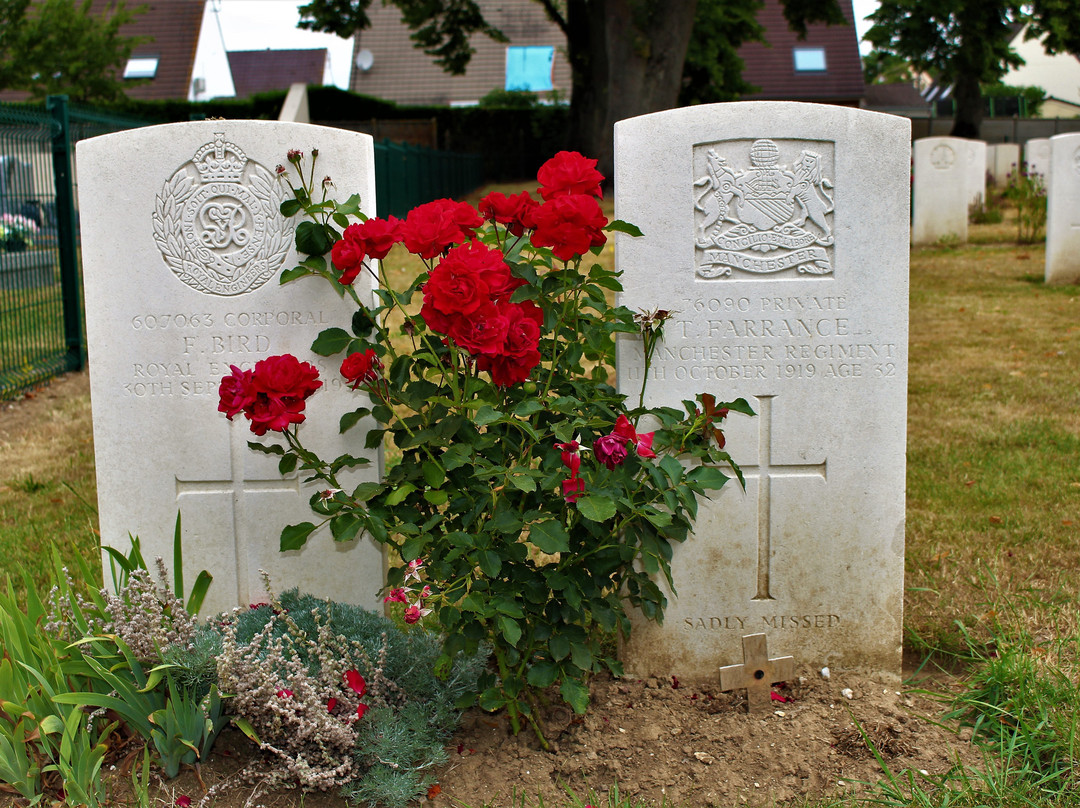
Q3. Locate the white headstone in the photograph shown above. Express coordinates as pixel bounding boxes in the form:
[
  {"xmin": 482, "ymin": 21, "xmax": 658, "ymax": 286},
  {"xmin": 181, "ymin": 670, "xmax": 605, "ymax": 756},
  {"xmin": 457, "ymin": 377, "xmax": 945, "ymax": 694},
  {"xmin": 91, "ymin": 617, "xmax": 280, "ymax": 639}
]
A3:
[
  {"xmin": 78, "ymin": 121, "xmax": 385, "ymax": 615},
  {"xmin": 1024, "ymin": 138, "xmax": 1051, "ymax": 178},
  {"xmin": 614, "ymin": 102, "xmax": 909, "ymax": 681},
  {"xmin": 1045, "ymin": 132, "xmax": 1080, "ymax": 285},
  {"xmin": 965, "ymin": 140, "xmax": 987, "ymax": 207},
  {"xmin": 913, "ymin": 136, "xmax": 969, "ymax": 245},
  {"xmin": 987, "ymin": 143, "xmax": 1021, "ymax": 186}
]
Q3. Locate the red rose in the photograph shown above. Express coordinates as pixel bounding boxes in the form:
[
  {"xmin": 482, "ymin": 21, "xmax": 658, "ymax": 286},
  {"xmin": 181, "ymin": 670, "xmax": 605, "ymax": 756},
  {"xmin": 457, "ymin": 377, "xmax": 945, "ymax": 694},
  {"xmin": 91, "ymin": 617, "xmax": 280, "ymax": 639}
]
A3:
[
  {"xmin": 401, "ymin": 199, "xmax": 479, "ymax": 259},
  {"xmin": 561, "ymin": 477, "xmax": 585, "ymax": 503},
  {"xmin": 253, "ymin": 354, "xmax": 322, "ymax": 401},
  {"xmin": 422, "ymin": 245, "xmax": 491, "ymax": 324},
  {"xmin": 537, "ymin": 151, "xmax": 604, "ymax": 201},
  {"xmin": 529, "ymin": 194, "xmax": 608, "ymax": 262},
  {"xmin": 448, "ymin": 300, "xmax": 510, "ymax": 355},
  {"xmin": 217, "ymin": 365, "xmax": 256, "ymax": 419},
  {"xmin": 353, "ymin": 215, "xmax": 403, "ymax": 260},
  {"xmin": 340, "ymin": 349, "xmax": 382, "ymax": 388},
  {"xmin": 475, "ymin": 300, "xmax": 543, "ymax": 386},
  {"xmin": 331, "ymin": 228, "xmax": 366, "ymax": 285},
  {"xmin": 448, "ymin": 240, "xmax": 521, "ymax": 301},
  {"xmin": 479, "ymin": 190, "xmax": 538, "ymax": 236},
  {"xmin": 594, "ymin": 433, "xmax": 628, "ymax": 469}
]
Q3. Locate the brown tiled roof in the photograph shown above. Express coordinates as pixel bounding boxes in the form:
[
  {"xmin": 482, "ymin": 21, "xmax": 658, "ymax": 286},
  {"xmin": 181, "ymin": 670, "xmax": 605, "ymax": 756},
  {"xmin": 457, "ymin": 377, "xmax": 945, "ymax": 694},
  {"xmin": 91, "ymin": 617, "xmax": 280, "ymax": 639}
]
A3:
[
  {"xmin": 228, "ymin": 48, "xmax": 327, "ymax": 98},
  {"xmin": 737, "ymin": 0, "xmax": 865, "ymax": 104},
  {"xmin": 113, "ymin": 0, "xmax": 205, "ymax": 100},
  {"xmin": 349, "ymin": 0, "xmax": 571, "ymax": 105}
]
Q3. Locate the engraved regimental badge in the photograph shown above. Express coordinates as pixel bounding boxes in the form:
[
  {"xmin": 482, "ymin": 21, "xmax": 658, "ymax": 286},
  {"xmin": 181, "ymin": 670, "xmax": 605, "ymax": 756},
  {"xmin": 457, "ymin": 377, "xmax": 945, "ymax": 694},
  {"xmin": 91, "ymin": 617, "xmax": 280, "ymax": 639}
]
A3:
[
  {"xmin": 693, "ymin": 138, "xmax": 834, "ymax": 279},
  {"xmin": 153, "ymin": 133, "xmax": 292, "ymax": 296}
]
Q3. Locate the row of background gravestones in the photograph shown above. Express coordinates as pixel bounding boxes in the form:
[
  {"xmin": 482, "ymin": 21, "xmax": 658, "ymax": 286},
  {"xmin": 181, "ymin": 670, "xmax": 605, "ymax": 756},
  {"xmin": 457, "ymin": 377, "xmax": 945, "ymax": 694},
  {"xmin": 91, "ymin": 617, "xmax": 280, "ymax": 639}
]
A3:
[
  {"xmin": 79, "ymin": 103, "xmax": 907, "ymax": 685},
  {"xmin": 912, "ymin": 134, "xmax": 1080, "ymax": 284}
]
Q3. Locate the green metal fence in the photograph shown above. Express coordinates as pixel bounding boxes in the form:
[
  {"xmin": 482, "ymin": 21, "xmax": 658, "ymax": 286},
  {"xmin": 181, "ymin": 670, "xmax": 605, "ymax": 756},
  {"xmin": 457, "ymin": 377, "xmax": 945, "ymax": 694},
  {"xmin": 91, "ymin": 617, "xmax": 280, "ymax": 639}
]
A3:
[
  {"xmin": 1, "ymin": 105, "xmax": 485, "ymax": 399},
  {"xmin": 373, "ymin": 138, "xmax": 485, "ymax": 218},
  {"xmin": 0, "ymin": 96, "xmax": 154, "ymax": 399}
]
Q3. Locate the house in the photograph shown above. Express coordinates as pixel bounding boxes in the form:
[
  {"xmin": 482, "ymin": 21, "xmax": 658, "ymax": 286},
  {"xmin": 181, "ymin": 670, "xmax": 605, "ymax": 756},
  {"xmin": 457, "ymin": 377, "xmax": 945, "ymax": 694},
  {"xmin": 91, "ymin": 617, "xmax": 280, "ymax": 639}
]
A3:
[
  {"xmin": 347, "ymin": 0, "xmax": 864, "ymax": 107},
  {"xmin": 737, "ymin": 0, "xmax": 865, "ymax": 106},
  {"xmin": 227, "ymin": 49, "xmax": 328, "ymax": 99},
  {"xmin": 1001, "ymin": 24, "xmax": 1080, "ymax": 118},
  {"xmin": 349, "ymin": 0, "xmax": 571, "ymax": 106}
]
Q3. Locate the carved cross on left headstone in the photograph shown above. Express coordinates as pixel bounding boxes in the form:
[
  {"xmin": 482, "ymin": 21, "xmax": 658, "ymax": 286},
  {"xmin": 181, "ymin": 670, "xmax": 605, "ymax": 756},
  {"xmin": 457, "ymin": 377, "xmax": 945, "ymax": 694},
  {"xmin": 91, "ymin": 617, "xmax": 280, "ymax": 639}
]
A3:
[{"xmin": 719, "ymin": 633, "xmax": 795, "ymax": 713}]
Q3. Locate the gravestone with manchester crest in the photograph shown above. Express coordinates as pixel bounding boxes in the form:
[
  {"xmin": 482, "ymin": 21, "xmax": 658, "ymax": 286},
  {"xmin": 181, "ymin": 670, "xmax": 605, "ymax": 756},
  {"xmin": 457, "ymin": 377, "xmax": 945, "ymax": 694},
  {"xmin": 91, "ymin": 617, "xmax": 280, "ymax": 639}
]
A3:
[
  {"xmin": 78, "ymin": 121, "xmax": 384, "ymax": 616},
  {"xmin": 912, "ymin": 136, "xmax": 969, "ymax": 246},
  {"xmin": 1045, "ymin": 132, "xmax": 1080, "ymax": 284},
  {"xmin": 614, "ymin": 102, "xmax": 909, "ymax": 680}
]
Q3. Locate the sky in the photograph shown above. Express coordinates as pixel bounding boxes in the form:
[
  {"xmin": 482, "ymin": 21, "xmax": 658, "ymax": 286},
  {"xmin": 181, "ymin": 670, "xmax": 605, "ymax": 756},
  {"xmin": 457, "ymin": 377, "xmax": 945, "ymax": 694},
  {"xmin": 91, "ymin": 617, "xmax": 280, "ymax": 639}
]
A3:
[{"xmin": 203, "ymin": 0, "xmax": 880, "ymax": 97}]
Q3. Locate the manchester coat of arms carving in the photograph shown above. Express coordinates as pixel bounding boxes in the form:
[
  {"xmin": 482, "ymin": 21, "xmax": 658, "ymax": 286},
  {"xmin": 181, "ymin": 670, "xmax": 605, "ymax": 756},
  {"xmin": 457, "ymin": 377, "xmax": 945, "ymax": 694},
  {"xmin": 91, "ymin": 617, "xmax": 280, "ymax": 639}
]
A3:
[
  {"xmin": 153, "ymin": 133, "xmax": 292, "ymax": 296},
  {"xmin": 693, "ymin": 138, "xmax": 835, "ymax": 279}
]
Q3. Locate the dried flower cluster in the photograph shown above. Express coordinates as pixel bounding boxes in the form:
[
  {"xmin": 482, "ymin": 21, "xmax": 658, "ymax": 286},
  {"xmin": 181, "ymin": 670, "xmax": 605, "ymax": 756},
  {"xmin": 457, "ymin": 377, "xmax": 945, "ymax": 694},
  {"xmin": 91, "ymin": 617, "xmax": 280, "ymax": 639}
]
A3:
[
  {"xmin": 217, "ymin": 600, "xmax": 402, "ymax": 790},
  {"xmin": 91, "ymin": 559, "xmax": 196, "ymax": 663}
]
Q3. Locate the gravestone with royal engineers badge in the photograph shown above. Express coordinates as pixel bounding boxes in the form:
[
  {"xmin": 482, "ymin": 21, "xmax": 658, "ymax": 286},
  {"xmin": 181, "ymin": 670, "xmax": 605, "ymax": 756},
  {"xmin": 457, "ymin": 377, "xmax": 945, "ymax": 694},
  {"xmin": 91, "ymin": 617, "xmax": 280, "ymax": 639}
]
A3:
[
  {"xmin": 78, "ymin": 121, "xmax": 385, "ymax": 616},
  {"xmin": 912, "ymin": 136, "xmax": 969, "ymax": 245},
  {"xmin": 1044, "ymin": 132, "xmax": 1080, "ymax": 285},
  {"xmin": 614, "ymin": 102, "xmax": 909, "ymax": 681}
]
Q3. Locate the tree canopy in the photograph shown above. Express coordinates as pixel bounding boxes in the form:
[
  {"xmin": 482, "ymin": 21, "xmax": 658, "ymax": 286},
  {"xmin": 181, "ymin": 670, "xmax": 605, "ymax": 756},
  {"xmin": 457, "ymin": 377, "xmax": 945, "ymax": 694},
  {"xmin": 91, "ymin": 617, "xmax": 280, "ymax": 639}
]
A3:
[
  {"xmin": 297, "ymin": 0, "xmax": 846, "ymax": 175},
  {"xmin": 865, "ymin": 0, "xmax": 1080, "ymax": 137},
  {"xmin": 0, "ymin": 0, "xmax": 146, "ymax": 104}
]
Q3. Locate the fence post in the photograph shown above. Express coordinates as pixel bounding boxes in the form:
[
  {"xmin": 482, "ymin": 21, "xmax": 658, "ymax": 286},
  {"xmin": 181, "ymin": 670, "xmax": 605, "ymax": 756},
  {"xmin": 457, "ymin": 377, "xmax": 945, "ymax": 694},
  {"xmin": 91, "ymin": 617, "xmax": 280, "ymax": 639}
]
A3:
[{"xmin": 46, "ymin": 94, "xmax": 84, "ymax": 370}]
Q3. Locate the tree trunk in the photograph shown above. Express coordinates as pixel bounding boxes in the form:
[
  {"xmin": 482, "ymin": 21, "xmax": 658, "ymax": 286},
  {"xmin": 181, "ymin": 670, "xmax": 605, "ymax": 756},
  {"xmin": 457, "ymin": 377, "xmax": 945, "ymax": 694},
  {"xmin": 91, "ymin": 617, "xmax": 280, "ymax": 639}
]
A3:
[
  {"xmin": 949, "ymin": 65, "xmax": 983, "ymax": 139},
  {"xmin": 565, "ymin": 0, "xmax": 700, "ymax": 179}
]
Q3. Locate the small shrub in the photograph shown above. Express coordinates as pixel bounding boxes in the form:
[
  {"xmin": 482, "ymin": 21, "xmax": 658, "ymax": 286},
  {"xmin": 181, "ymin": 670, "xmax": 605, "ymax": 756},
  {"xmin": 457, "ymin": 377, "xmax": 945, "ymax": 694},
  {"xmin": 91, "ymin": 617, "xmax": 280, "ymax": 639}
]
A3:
[
  {"xmin": 969, "ymin": 193, "xmax": 1004, "ymax": 224},
  {"xmin": 1002, "ymin": 166, "xmax": 1047, "ymax": 244}
]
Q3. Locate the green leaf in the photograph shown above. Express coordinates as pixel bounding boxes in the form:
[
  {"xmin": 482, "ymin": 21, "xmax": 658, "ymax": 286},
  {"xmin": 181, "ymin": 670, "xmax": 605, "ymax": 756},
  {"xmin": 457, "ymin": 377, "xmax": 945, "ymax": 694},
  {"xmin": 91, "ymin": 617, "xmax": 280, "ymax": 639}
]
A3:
[
  {"xmin": 385, "ymin": 483, "xmax": 416, "ymax": 506},
  {"xmin": 247, "ymin": 441, "xmax": 284, "ymax": 455},
  {"xmin": 280, "ymin": 522, "xmax": 317, "ymax": 551},
  {"xmin": 509, "ymin": 472, "xmax": 537, "ymax": 492},
  {"xmin": 687, "ymin": 466, "xmax": 730, "ymax": 489},
  {"xmin": 497, "ymin": 614, "xmax": 522, "ymax": 645},
  {"xmin": 604, "ymin": 219, "xmax": 644, "ymax": 237},
  {"xmin": 527, "ymin": 661, "xmax": 558, "ymax": 688},
  {"xmin": 279, "ymin": 265, "xmax": 310, "ymax": 284},
  {"xmin": 423, "ymin": 490, "xmax": 449, "ymax": 505},
  {"xmin": 352, "ymin": 481, "xmax": 383, "ymax": 501},
  {"xmin": 560, "ymin": 678, "xmax": 590, "ymax": 714},
  {"xmin": 576, "ymin": 495, "xmax": 617, "ymax": 522},
  {"xmin": 340, "ymin": 407, "xmax": 371, "ymax": 433},
  {"xmin": 400, "ymin": 534, "xmax": 428, "ymax": 562},
  {"xmin": 570, "ymin": 641, "xmax": 593, "ymax": 671},
  {"xmin": 478, "ymin": 550, "xmax": 502, "ymax": 578},
  {"xmin": 512, "ymin": 399, "xmax": 545, "ymax": 417},
  {"xmin": 441, "ymin": 445, "xmax": 472, "ymax": 470},
  {"xmin": 474, "ymin": 406, "xmax": 504, "ymax": 426},
  {"xmin": 422, "ymin": 461, "xmax": 446, "ymax": 488},
  {"xmin": 186, "ymin": 571, "xmax": 212, "ymax": 615},
  {"xmin": 351, "ymin": 307, "xmax": 376, "ymax": 337},
  {"xmin": 330, "ymin": 514, "xmax": 363, "ymax": 543},
  {"xmin": 530, "ymin": 520, "xmax": 569, "ymax": 553},
  {"xmin": 279, "ymin": 199, "xmax": 302, "ymax": 217},
  {"xmin": 549, "ymin": 634, "xmax": 570, "ymax": 661},
  {"xmin": 278, "ymin": 454, "xmax": 298, "ymax": 475},
  {"xmin": 478, "ymin": 687, "xmax": 505, "ymax": 712},
  {"xmin": 295, "ymin": 220, "xmax": 332, "ymax": 255},
  {"xmin": 311, "ymin": 327, "xmax": 352, "ymax": 356}
]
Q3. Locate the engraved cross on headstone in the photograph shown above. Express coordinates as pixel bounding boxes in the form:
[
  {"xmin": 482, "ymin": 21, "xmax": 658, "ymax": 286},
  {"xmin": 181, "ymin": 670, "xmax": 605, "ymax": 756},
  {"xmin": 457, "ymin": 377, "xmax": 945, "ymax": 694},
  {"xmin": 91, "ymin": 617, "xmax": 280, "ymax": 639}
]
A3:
[
  {"xmin": 175, "ymin": 420, "xmax": 300, "ymax": 605},
  {"xmin": 737, "ymin": 394, "xmax": 826, "ymax": 601},
  {"xmin": 719, "ymin": 633, "xmax": 795, "ymax": 713}
]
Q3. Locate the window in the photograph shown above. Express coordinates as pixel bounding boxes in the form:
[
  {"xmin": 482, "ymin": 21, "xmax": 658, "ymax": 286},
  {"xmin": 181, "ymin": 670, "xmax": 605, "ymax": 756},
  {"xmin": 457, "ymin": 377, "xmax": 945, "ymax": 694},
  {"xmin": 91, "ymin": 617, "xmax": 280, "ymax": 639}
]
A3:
[
  {"xmin": 505, "ymin": 46, "xmax": 554, "ymax": 92},
  {"xmin": 123, "ymin": 56, "xmax": 159, "ymax": 79},
  {"xmin": 793, "ymin": 48, "xmax": 827, "ymax": 72}
]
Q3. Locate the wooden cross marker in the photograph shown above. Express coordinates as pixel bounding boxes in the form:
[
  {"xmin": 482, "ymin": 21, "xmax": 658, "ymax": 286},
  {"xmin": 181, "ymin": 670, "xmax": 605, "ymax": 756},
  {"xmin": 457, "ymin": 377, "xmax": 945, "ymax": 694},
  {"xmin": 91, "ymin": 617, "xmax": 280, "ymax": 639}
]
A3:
[{"xmin": 719, "ymin": 633, "xmax": 795, "ymax": 713}]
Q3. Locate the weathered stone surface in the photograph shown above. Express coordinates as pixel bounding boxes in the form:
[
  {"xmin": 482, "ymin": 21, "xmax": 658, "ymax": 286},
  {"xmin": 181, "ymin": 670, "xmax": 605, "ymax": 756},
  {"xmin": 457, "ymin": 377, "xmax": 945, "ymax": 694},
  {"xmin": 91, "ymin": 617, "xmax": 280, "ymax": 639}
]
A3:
[
  {"xmin": 614, "ymin": 101, "xmax": 909, "ymax": 681},
  {"xmin": 965, "ymin": 140, "xmax": 987, "ymax": 207},
  {"xmin": 78, "ymin": 121, "xmax": 384, "ymax": 615},
  {"xmin": 1045, "ymin": 132, "xmax": 1080, "ymax": 285},
  {"xmin": 913, "ymin": 136, "xmax": 969, "ymax": 245},
  {"xmin": 987, "ymin": 143, "xmax": 1021, "ymax": 185},
  {"xmin": 1024, "ymin": 138, "xmax": 1051, "ymax": 178}
]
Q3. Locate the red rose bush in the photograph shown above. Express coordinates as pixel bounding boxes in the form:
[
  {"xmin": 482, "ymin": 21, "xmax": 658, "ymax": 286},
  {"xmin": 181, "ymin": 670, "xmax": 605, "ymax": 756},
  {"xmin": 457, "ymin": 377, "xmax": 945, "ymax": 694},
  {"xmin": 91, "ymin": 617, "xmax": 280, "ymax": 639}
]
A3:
[{"xmin": 220, "ymin": 149, "xmax": 750, "ymax": 746}]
